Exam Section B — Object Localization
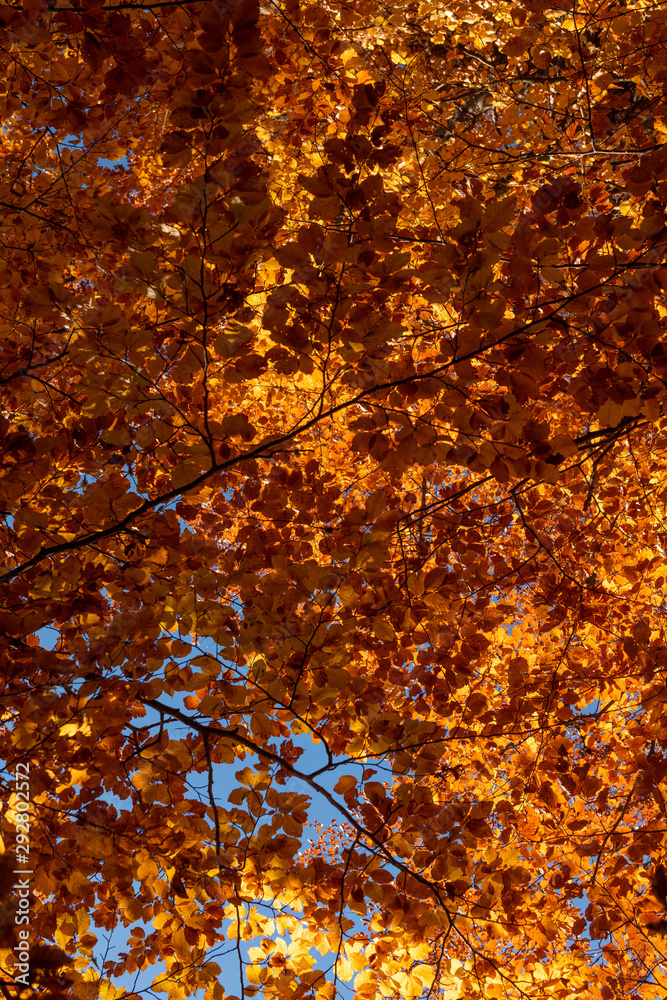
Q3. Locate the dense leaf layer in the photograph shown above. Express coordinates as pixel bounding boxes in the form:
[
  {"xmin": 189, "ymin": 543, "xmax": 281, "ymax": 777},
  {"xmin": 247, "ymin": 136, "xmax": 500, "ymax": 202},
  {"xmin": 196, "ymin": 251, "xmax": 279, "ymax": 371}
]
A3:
[{"xmin": 2, "ymin": 1, "xmax": 667, "ymax": 999}]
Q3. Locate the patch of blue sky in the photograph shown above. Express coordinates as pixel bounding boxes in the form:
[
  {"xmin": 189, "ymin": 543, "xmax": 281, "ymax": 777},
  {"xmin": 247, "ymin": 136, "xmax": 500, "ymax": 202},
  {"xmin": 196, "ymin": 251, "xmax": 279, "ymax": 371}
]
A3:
[
  {"xmin": 35, "ymin": 625, "xmax": 60, "ymax": 650},
  {"xmin": 49, "ymin": 131, "xmax": 130, "ymax": 171}
]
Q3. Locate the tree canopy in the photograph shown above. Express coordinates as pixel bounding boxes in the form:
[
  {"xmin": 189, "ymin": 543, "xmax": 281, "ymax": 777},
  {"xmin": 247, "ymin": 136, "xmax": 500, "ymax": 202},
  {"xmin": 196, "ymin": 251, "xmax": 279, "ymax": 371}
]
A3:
[{"xmin": 3, "ymin": 0, "xmax": 667, "ymax": 997}]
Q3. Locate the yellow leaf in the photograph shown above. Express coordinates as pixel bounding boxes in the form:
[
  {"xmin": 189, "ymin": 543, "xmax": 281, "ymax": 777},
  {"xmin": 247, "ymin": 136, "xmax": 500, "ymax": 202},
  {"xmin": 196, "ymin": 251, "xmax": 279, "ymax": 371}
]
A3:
[
  {"xmin": 338, "ymin": 583, "xmax": 358, "ymax": 607},
  {"xmin": 354, "ymin": 969, "xmax": 376, "ymax": 989},
  {"xmin": 336, "ymin": 957, "xmax": 354, "ymax": 982},
  {"xmin": 412, "ymin": 964, "xmax": 435, "ymax": 988},
  {"xmin": 246, "ymin": 964, "xmax": 263, "ymax": 985},
  {"xmin": 372, "ymin": 617, "xmax": 396, "ymax": 641}
]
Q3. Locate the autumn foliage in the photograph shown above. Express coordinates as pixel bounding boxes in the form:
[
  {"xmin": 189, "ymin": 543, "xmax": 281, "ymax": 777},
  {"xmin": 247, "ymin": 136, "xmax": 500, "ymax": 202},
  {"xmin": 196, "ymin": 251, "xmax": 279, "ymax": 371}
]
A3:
[{"xmin": 4, "ymin": 0, "xmax": 667, "ymax": 997}]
